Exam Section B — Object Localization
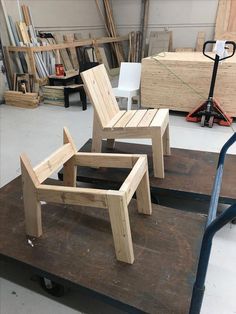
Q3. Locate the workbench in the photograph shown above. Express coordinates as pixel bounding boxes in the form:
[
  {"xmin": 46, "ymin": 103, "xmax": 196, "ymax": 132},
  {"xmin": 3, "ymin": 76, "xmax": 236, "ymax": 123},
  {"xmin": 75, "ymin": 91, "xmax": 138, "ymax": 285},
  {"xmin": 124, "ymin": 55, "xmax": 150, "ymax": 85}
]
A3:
[
  {"xmin": 58, "ymin": 139, "xmax": 236, "ymax": 209},
  {"xmin": 0, "ymin": 177, "xmax": 205, "ymax": 314}
]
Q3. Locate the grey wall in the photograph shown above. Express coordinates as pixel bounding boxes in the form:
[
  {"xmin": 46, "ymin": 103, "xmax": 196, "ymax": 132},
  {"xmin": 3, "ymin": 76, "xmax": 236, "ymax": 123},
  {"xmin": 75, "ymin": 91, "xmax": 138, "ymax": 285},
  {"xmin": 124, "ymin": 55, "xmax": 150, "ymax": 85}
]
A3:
[{"xmin": 4, "ymin": 0, "xmax": 219, "ymax": 48}]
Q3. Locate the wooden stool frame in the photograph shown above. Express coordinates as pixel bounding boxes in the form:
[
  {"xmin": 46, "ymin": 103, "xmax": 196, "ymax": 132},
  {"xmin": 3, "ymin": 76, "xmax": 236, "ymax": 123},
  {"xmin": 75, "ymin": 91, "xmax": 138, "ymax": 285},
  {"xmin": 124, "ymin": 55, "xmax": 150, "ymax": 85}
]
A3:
[{"xmin": 20, "ymin": 128, "xmax": 152, "ymax": 264}]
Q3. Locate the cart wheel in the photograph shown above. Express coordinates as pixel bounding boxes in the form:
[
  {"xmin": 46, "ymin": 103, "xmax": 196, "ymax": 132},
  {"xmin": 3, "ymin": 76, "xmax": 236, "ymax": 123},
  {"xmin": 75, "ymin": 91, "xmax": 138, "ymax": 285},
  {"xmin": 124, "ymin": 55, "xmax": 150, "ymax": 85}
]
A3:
[
  {"xmin": 39, "ymin": 277, "xmax": 65, "ymax": 297},
  {"xmin": 208, "ymin": 116, "xmax": 214, "ymax": 128},
  {"xmin": 200, "ymin": 115, "xmax": 206, "ymax": 127}
]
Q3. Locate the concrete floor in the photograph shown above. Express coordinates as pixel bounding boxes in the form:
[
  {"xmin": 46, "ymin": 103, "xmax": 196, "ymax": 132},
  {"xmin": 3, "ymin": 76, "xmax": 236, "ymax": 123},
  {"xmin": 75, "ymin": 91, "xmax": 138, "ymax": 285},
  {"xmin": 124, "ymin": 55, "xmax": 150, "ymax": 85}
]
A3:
[{"xmin": 0, "ymin": 99, "xmax": 236, "ymax": 314}]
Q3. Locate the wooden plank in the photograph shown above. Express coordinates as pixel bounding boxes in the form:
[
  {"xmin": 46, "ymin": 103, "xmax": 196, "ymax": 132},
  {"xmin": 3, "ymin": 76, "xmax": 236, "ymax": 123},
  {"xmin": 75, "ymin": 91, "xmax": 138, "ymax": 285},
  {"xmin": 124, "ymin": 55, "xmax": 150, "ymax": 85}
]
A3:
[
  {"xmin": 141, "ymin": 53, "xmax": 236, "ymax": 117},
  {"xmin": 228, "ymin": 0, "xmax": 236, "ymax": 32},
  {"xmin": 34, "ymin": 143, "xmax": 75, "ymax": 183},
  {"xmin": 195, "ymin": 31, "xmax": 205, "ymax": 52},
  {"xmin": 140, "ymin": 0, "xmax": 149, "ymax": 59},
  {"xmin": 120, "ymin": 156, "xmax": 147, "ymax": 203},
  {"xmin": 8, "ymin": 36, "xmax": 129, "ymax": 53},
  {"xmin": 64, "ymin": 34, "xmax": 79, "ymax": 69},
  {"xmin": 20, "ymin": 154, "xmax": 42, "ymax": 237},
  {"xmin": 107, "ymin": 191, "xmax": 134, "ymax": 264},
  {"xmin": 17, "ymin": 21, "xmax": 30, "ymax": 44},
  {"xmin": 63, "ymin": 128, "xmax": 77, "ymax": 187},
  {"xmin": 138, "ymin": 109, "xmax": 157, "ymax": 127},
  {"xmin": 37, "ymin": 185, "xmax": 107, "ymax": 208},
  {"xmin": 105, "ymin": 110, "xmax": 126, "ymax": 128},
  {"xmin": 150, "ymin": 108, "xmax": 169, "ymax": 131},
  {"xmin": 53, "ymin": 33, "xmax": 73, "ymax": 71},
  {"xmin": 113, "ymin": 110, "xmax": 137, "ymax": 128},
  {"xmin": 214, "ymin": 0, "xmax": 233, "ymax": 39},
  {"xmin": 73, "ymin": 152, "xmax": 136, "ymax": 168},
  {"xmin": 126, "ymin": 110, "xmax": 147, "ymax": 128}
]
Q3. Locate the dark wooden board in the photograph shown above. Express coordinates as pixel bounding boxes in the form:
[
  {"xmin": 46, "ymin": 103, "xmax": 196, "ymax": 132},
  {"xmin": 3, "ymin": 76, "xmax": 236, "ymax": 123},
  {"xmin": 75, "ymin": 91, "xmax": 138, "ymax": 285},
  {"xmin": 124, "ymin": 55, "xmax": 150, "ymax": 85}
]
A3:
[
  {"xmin": 0, "ymin": 177, "xmax": 206, "ymax": 314},
  {"xmin": 66, "ymin": 139, "xmax": 236, "ymax": 202}
]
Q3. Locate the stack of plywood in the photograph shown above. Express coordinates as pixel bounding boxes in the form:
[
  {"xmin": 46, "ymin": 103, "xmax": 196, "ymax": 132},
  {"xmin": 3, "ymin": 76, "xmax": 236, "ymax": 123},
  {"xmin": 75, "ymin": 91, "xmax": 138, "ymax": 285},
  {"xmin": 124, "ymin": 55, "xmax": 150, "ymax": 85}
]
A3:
[
  {"xmin": 141, "ymin": 52, "xmax": 236, "ymax": 117},
  {"xmin": 4, "ymin": 91, "xmax": 39, "ymax": 108},
  {"xmin": 42, "ymin": 86, "xmax": 64, "ymax": 106}
]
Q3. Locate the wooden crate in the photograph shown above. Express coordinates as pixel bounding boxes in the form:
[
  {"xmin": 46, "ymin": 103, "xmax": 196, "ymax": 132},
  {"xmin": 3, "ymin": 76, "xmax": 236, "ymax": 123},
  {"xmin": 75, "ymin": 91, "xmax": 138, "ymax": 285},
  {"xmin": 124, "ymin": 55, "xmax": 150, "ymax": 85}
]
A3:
[
  {"xmin": 141, "ymin": 52, "xmax": 236, "ymax": 117},
  {"xmin": 4, "ymin": 91, "xmax": 39, "ymax": 108}
]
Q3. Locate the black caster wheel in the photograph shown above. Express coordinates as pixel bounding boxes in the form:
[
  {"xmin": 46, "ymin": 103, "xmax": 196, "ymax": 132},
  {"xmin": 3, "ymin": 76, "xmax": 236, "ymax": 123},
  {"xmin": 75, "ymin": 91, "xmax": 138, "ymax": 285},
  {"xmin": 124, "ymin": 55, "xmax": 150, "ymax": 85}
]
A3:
[
  {"xmin": 208, "ymin": 116, "xmax": 214, "ymax": 128},
  {"xmin": 200, "ymin": 114, "xmax": 206, "ymax": 127},
  {"xmin": 39, "ymin": 277, "xmax": 65, "ymax": 297}
]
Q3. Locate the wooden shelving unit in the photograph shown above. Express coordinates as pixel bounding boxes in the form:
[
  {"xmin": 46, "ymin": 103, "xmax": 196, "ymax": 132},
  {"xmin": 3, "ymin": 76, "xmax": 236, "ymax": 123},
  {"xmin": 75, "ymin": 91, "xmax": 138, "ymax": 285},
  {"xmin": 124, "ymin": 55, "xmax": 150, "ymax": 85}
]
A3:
[{"xmin": 6, "ymin": 35, "xmax": 128, "ymax": 85}]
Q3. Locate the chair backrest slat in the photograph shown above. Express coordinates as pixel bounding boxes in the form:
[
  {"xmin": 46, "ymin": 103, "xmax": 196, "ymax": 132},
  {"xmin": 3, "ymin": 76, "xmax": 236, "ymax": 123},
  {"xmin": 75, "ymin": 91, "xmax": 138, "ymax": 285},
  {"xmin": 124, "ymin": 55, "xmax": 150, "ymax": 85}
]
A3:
[
  {"xmin": 81, "ymin": 64, "xmax": 120, "ymax": 128},
  {"xmin": 34, "ymin": 143, "xmax": 75, "ymax": 183}
]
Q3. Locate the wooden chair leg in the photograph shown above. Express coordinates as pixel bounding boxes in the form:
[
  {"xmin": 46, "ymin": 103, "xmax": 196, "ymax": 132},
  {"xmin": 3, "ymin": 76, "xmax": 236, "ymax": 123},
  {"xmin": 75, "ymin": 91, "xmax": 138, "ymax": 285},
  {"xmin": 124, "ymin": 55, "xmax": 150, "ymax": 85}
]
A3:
[
  {"xmin": 136, "ymin": 170, "xmax": 152, "ymax": 215},
  {"xmin": 20, "ymin": 155, "xmax": 42, "ymax": 237},
  {"xmin": 107, "ymin": 192, "xmax": 134, "ymax": 264},
  {"xmin": 107, "ymin": 139, "xmax": 115, "ymax": 149},
  {"xmin": 151, "ymin": 129, "xmax": 164, "ymax": 178},
  {"xmin": 92, "ymin": 134, "xmax": 102, "ymax": 152},
  {"xmin": 163, "ymin": 124, "xmax": 171, "ymax": 156},
  {"xmin": 127, "ymin": 96, "xmax": 132, "ymax": 110},
  {"xmin": 64, "ymin": 158, "xmax": 77, "ymax": 187},
  {"xmin": 92, "ymin": 114, "xmax": 102, "ymax": 152},
  {"xmin": 23, "ymin": 188, "xmax": 42, "ymax": 237}
]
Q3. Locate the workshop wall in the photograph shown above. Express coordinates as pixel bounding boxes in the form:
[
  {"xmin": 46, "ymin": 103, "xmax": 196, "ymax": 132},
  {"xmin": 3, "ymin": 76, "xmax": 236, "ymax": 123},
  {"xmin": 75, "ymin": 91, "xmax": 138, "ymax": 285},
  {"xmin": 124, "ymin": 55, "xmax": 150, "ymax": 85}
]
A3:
[{"xmin": 4, "ymin": 0, "xmax": 219, "ymax": 49}]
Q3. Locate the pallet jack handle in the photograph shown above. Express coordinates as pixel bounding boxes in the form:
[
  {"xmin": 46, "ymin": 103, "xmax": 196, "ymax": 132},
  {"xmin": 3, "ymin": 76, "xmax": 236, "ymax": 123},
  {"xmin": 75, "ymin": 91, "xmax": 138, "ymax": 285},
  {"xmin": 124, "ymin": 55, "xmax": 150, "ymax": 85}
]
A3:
[
  {"xmin": 186, "ymin": 40, "xmax": 236, "ymax": 126},
  {"xmin": 189, "ymin": 132, "xmax": 236, "ymax": 314},
  {"xmin": 203, "ymin": 40, "xmax": 236, "ymax": 62}
]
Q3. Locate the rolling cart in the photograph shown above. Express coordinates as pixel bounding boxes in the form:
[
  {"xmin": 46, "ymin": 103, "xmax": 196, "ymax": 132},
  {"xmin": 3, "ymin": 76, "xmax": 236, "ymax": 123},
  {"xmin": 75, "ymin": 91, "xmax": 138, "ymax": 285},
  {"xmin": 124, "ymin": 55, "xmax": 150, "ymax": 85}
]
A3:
[{"xmin": 0, "ymin": 135, "xmax": 236, "ymax": 313}]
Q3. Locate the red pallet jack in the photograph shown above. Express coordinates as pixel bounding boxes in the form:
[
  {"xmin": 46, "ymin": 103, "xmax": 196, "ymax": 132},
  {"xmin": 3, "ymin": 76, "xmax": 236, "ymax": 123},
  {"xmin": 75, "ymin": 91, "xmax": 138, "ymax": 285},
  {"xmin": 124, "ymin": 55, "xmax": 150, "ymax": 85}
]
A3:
[{"xmin": 186, "ymin": 40, "xmax": 236, "ymax": 127}]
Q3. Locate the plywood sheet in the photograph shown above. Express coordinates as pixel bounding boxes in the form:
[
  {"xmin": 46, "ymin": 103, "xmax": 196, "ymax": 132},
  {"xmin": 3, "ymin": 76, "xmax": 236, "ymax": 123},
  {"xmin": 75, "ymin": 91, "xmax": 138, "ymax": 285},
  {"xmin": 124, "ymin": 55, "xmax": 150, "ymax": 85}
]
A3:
[
  {"xmin": 148, "ymin": 31, "xmax": 172, "ymax": 56},
  {"xmin": 215, "ymin": 0, "xmax": 236, "ymax": 40},
  {"xmin": 141, "ymin": 52, "xmax": 236, "ymax": 117}
]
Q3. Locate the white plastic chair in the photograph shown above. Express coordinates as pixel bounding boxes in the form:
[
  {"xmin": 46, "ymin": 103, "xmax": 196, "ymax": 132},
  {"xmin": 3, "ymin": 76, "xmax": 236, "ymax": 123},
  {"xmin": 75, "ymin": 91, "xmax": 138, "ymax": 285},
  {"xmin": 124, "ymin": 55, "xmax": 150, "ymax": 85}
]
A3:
[{"xmin": 113, "ymin": 62, "xmax": 142, "ymax": 110}]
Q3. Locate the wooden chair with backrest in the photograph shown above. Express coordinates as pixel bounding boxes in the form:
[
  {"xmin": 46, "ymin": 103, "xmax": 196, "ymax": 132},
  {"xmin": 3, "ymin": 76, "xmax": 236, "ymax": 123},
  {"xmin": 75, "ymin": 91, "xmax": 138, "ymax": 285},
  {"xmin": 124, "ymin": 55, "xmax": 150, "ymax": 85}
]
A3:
[{"xmin": 81, "ymin": 64, "xmax": 170, "ymax": 178}]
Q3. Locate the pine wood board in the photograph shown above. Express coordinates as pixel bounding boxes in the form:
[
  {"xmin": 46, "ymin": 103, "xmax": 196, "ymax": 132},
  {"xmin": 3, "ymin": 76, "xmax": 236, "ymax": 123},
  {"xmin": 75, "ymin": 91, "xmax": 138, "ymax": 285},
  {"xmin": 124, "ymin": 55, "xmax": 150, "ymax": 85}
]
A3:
[
  {"xmin": 63, "ymin": 34, "xmax": 79, "ymax": 70},
  {"xmin": 214, "ymin": 0, "xmax": 236, "ymax": 41},
  {"xmin": 195, "ymin": 31, "xmax": 205, "ymax": 52},
  {"xmin": 141, "ymin": 52, "xmax": 236, "ymax": 117},
  {"xmin": 53, "ymin": 33, "xmax": 73, "ymax": 71}
]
